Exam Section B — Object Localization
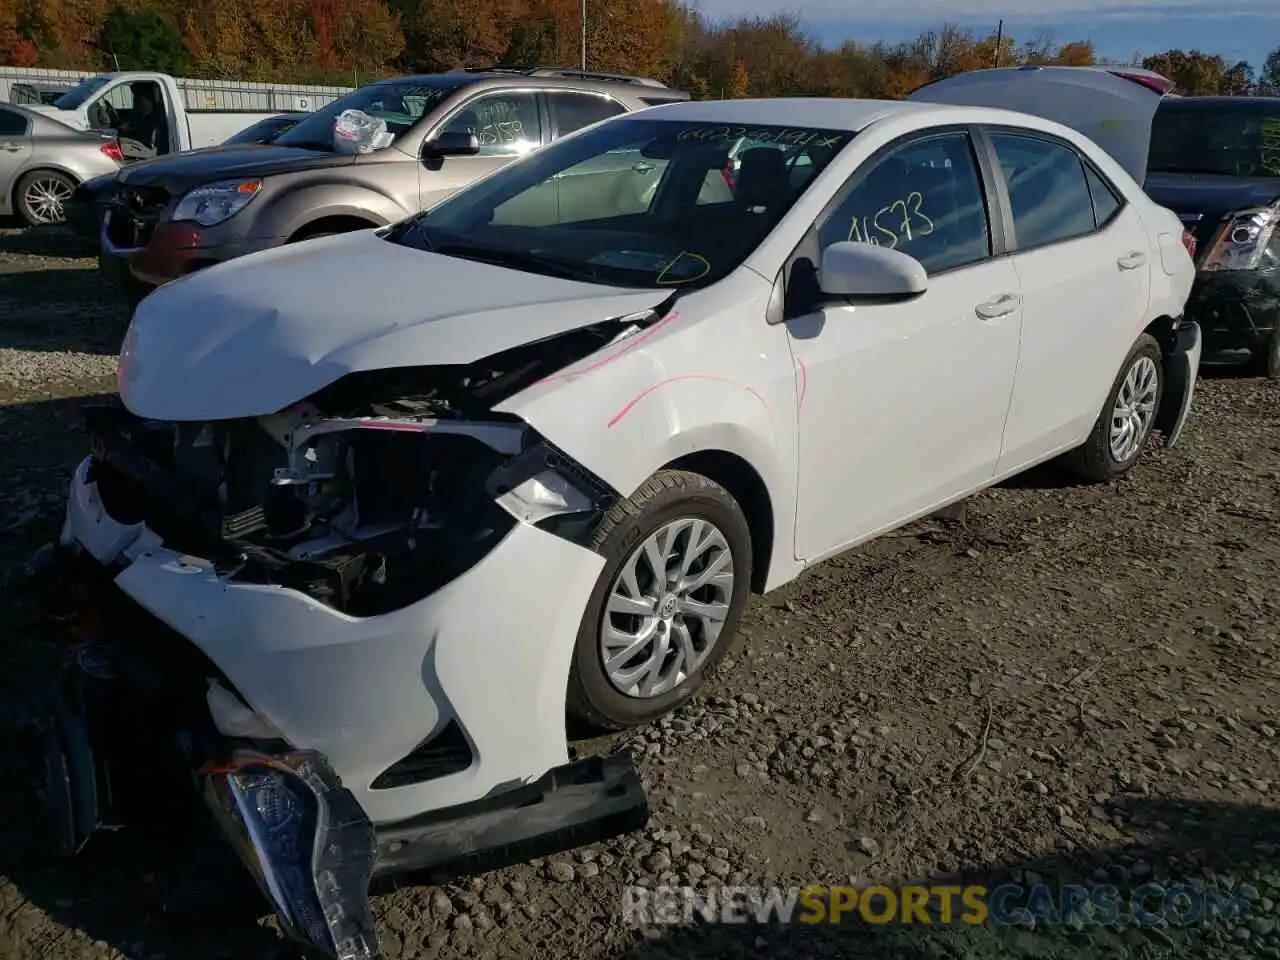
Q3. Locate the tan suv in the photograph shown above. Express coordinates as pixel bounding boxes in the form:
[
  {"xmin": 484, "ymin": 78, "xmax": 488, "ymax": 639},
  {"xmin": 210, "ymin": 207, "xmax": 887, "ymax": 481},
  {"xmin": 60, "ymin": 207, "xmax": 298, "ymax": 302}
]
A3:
[{"xmin": 97, "ymin": 68, "xmax": 688, "ymax": 297}]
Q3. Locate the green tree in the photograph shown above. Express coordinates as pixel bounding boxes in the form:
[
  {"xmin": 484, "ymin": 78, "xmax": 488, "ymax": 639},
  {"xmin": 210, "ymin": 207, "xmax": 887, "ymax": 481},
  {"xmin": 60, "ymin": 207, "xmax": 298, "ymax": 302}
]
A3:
[
  {"xmin": 1259, "ymin": 46, "xmax": 1280, "ymax": 95},
  {"xmin": 97, "ymin": 2, "xmax": 186, "ymax": 73}
]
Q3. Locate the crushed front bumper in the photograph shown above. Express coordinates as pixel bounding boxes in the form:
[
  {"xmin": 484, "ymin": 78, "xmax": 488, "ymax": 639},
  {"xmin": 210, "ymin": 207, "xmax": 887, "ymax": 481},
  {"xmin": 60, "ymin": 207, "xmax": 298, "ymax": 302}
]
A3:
[{"xmin": 34, "ymin": 451, "xmax": 650, "ymax": 958}]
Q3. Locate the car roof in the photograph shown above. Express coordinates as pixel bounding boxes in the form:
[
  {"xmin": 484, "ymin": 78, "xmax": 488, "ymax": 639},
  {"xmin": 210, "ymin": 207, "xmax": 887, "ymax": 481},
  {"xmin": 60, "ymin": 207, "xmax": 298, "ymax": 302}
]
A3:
[
  {"xmin": 634, "ymin": 96, "xmax": 993, "ymax": 132},
  {"xmin": 374, "ymin": 70, "xmax": 688, "ymax": 100}
]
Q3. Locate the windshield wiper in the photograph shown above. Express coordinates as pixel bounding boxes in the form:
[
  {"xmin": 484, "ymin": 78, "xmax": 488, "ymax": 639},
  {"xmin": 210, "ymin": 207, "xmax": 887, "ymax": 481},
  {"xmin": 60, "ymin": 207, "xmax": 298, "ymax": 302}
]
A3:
[
  {"xmin": 432, "ymin": 243, "xmax": 599, "ymax": 282},
  {"xmin": 277, "ymin": 139, "xmax": 335, "ymax": 152}
]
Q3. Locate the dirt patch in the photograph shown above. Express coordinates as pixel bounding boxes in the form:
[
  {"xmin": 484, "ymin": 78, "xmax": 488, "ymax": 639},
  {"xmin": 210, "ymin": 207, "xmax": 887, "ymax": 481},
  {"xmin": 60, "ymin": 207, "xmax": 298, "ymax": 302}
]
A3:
[{"xmin": 1, "ymin": 232, "xmax": 1278, "ymax": 960}]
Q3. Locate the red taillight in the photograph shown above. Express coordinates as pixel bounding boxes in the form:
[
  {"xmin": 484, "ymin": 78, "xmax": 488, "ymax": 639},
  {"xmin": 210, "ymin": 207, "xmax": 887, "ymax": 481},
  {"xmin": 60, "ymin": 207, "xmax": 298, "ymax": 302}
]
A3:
[
  {"xmin": 100, "ymin": 140, "xmax": 124, "ymax": 163},
  {"xmin": 1108, "ymin": 69, "xmax": 1176, "ymax": 96},
  {"xmin": 1181, "ymin": 228, "xmax": 1197, "ymax": 258}
]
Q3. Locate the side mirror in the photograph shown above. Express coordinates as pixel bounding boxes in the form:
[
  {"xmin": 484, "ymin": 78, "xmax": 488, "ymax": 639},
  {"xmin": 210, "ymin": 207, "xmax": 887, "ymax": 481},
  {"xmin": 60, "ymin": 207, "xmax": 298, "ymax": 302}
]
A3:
[
  {"xmin": 818, "ymin": 241, "xmax": 928, "ymax": 300},
  {"xmin": 422, "ymin": 131, "xmax": 480, "ymax": 160}
]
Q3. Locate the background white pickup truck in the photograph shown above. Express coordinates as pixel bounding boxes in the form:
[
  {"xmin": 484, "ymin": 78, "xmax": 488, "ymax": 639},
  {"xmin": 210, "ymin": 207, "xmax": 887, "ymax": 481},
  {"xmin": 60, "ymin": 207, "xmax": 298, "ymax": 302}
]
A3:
[{"xmin": 19, "ymin": 70, "xmax": 336, "ymax": 159}]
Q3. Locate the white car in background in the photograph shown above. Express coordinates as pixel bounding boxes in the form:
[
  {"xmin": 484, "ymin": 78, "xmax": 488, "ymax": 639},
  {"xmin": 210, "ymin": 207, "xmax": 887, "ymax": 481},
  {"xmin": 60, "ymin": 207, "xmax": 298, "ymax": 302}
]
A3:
[{"xmin": 36, "ymin": 96, "xmax": 1198, "ymax": 960}]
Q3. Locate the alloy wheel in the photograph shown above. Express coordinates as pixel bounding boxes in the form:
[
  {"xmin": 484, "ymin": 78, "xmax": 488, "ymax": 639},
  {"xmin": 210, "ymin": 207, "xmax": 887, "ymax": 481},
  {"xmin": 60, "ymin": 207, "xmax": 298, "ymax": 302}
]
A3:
[
  {"xmin": 599, "ymin": 517, "xmax": 735, "ymax": 699},
  {"xmin": 1109, "ymin": 354, "xmax": 1159, "ymax": 463}
]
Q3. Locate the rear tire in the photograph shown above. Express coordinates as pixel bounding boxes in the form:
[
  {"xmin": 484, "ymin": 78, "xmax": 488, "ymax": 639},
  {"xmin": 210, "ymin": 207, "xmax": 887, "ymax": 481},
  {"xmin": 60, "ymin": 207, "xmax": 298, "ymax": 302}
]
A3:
[
  {"xmin": 1063, "ymin": 333, "xmax": 1164, "ymax": 483},
  {"xmin": 566, "ymin": 470, "xmax": 753, "ymax": 733},
  {"xmin": 16, "ymin": 169, "xmax": 76, "ymax": 226}
]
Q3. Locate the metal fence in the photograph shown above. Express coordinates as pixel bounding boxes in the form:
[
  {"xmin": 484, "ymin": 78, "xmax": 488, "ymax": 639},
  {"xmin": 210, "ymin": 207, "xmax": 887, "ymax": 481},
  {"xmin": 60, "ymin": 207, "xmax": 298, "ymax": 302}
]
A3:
[{"xmin": 0, "ymin": 65, "xmax": 355, "ymax": 112}]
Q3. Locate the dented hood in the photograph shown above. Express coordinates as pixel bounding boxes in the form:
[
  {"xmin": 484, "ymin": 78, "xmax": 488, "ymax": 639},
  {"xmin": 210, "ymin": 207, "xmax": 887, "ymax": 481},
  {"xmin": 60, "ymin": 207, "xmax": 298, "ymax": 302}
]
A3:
[{"xmin": 119, "ymin": 229, "xmax": 663, "ymax": 421}]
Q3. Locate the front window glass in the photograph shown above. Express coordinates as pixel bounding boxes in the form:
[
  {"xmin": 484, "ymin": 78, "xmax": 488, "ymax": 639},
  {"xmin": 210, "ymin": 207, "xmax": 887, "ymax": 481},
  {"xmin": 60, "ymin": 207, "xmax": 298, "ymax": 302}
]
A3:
[
  {"xmin": 275, "ymin": 80, "xmax": 466, "ymax": 150},
  {"xmin": 821, "ymin": 133, "xmax": 990, "ymax": 273},
  {"xmin": 53, "ymin": 75, "xmax": 110, "ymax": 110},
  {"xmin": 390, "ymin": 118, "xmax": 853, "ymax": 289},
  {"xmin": 437, "ymin": 92, "xmax": 542, "ymax": 157},
  {"xmin": 1149, "ymin": 103, "xmax": 1280, "ymax": 178}
]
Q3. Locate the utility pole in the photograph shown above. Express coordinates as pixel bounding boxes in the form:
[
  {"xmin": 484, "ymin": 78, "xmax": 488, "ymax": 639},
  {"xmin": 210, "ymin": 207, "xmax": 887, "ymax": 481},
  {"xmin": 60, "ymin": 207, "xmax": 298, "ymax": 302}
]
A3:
[
  {"xmin": 994, "ymin": 19, "xmax": 1003, "ymax": 67},
  {"xmin": 580, "ymin": 0, "xmax": 587, "ymax": 71}
]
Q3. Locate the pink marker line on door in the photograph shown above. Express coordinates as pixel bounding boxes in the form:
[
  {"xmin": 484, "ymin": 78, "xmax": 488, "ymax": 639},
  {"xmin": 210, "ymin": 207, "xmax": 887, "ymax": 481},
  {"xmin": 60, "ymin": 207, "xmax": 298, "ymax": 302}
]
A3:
[
  {"xmin": 794, "ymin": 355, "xmax": 808, "ymax": 411},
  {"xmin": 607, "ymin": 374, "xmax": 768, "ymax": 428},
  {"xmin": 533, "ymin": 310, "xmax": 682, "ymax": 387}
]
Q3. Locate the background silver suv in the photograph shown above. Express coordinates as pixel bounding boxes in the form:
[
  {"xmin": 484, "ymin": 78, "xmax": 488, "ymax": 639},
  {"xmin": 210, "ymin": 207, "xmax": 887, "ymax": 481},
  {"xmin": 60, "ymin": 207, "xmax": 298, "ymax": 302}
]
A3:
[{"xmin": 99, "ymin": 67, "xmax": 688, "ymax": 295}]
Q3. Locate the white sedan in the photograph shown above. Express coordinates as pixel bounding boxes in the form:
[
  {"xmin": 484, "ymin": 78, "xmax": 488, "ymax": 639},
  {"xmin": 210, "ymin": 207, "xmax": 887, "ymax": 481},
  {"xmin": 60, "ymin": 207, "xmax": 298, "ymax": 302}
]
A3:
[{"xmin": 48, "ymin": 96, "xmax": 1198, "ymax": 959}]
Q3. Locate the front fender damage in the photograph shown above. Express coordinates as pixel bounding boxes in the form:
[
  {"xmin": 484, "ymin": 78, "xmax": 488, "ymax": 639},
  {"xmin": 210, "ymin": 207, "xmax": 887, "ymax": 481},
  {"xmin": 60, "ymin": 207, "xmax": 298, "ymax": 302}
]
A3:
[{"xmin": 87, "ymin": 295, "xmax": 679, "ymax": 617}]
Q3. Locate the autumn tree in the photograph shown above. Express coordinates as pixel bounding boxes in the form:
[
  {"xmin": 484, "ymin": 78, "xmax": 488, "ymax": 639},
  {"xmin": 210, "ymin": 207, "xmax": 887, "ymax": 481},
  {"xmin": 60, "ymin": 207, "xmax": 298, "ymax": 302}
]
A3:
[
  {"xmin": 1142, "ymin": 48, "xmax": 1252, "ymax": 95},
  {"xmin": 13, "ymin": 0, "xmax": 111, "ymax": 67},
  {"xmin": 0, "ymin": 0, "xmax": 37, "ymax": 65},
  {"xmin": 1054, "ymin": 41, "xmax": 1095, "ymax": 66},
  {"xmin": 97, "ymin": 2, "xmax": 186, "ymax": 72}
]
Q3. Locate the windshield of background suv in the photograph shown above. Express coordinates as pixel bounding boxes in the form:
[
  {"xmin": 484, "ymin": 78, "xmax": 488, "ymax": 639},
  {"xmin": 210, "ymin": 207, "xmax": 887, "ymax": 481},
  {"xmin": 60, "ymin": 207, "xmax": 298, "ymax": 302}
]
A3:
[
  {"xmin": 390, "ymin": 117, "xmax": 853, "ymax": 289},
  {"xmin": 53, "ymin": 75, "xmax": 110, "ymax": 110},
  {"xmin": 1149, "ymin": 102, "xmax": 1280, "ymax": 178},
  {"xmin": 274, "ymin": 79, "xmax": 467, "ymax": 150}
]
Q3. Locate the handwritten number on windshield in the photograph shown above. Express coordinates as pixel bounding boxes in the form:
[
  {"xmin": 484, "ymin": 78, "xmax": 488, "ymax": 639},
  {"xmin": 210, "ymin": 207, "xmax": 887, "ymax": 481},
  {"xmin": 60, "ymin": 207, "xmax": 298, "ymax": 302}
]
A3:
[
  {"xmin": 1261, "ymin": 118, "xmax": 1280, "ymax": 176},
  {"xmin": 847, "ymin": 192, "xmax": 934, "ymax": 249}
]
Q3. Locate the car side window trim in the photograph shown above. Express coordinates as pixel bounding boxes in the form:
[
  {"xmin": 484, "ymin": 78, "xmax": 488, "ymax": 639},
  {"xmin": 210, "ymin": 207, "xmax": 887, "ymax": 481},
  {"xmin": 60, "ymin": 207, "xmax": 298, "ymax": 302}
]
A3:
[
  {"xmin": 976, "ymin": 124, "xmax": 1130, "ymax": 253},
  {"xmin": 780, "ymin": 125, "xmax": 1005, "ymax": 321}
]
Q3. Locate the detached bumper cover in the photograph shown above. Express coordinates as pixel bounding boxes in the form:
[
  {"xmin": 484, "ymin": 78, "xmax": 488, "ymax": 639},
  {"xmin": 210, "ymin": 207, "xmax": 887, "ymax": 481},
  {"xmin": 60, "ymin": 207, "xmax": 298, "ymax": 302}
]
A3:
[{"xmin": 1156, "ymin": 319, "xmax": 1202, "ymax": 452}]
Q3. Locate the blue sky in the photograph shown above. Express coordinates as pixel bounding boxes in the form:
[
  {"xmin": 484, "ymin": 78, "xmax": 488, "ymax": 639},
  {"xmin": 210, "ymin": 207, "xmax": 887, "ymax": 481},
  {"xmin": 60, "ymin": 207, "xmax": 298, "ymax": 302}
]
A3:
[{"xmin": 692, "ymin": 1, "xmax": 1279, "ymax": 75}]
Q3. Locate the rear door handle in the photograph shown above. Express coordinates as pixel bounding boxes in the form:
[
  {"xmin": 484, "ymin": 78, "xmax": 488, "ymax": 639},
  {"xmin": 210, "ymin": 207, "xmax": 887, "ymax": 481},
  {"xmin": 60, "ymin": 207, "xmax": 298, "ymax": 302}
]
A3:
[
  {"xmin": 1118, "ymin": 251, "xmax": 1146, "ymax": 270},
  {"xmin": 975, "ymin": 293, "xmax": 1021, "ymax": 320}
]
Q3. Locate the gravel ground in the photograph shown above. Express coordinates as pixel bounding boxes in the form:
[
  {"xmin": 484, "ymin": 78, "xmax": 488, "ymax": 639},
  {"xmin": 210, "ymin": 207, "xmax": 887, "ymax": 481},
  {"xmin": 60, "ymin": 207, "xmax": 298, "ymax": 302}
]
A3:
[{"xmin": 2, "ymin": 223, "xmax": 1279, "ymax": 960}]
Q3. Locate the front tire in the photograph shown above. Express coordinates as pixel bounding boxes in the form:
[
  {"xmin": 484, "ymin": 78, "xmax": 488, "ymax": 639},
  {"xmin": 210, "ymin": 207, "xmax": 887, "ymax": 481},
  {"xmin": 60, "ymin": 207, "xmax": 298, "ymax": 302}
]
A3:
[
  {"xmin": 567, "ymin": 470, "xmax": 753, "ymax": 732},
  {"xmin": 1064, "ymin": 333, "xmax": 1164, "ymax": 483}
]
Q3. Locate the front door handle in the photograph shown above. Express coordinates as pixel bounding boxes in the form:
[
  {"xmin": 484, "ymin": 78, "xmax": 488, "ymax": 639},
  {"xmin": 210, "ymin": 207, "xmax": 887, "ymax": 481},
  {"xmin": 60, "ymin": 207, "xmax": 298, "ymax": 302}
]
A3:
[
  {"xmin": 975, "ymin": 293, "xmax": 1021, "ymax": 320},
  {"xmin": 1117, "ymin": 251, "xmax": 1146, "ymax": 270},
  {"xmin": 632, "ymin": 161, "xmax": 655, "ymax": 174},
  {"xmin": 0, "ymin": 142, "xmax": 21, "ymax": 152}
]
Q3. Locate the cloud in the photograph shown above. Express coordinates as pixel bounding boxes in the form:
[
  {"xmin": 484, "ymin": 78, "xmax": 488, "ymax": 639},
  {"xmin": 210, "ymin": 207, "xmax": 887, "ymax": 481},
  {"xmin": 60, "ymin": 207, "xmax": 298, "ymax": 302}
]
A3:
[{"xmin": 690, "ymin": 0, "xmax": 1280, "ymax": 25}]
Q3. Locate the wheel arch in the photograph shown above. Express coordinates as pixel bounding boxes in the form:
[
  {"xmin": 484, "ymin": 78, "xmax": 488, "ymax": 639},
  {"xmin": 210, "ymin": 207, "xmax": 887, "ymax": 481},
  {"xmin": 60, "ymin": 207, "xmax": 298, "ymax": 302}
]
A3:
[
  {"xmin": 287, "ymin": 214, "xmax": 381, "ymax": 243},
  {"xmin": 11, "ymin": 165, "xmax": 80, "ymax": 216},
  {"xmin": 659, "ymin": 449, "xmax": 775, "ymax": 595}
]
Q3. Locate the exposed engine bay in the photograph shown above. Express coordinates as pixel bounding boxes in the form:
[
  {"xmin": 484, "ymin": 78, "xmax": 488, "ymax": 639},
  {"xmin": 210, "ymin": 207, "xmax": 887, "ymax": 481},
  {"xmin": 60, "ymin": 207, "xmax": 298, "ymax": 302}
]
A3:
[{"xmin": 84, "ymin": 308, "xmax": 672, "ymax": 615}]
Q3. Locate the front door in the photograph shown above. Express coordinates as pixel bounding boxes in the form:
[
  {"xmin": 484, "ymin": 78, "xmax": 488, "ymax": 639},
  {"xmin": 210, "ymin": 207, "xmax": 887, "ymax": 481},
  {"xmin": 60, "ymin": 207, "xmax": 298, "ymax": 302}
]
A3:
[
  {"xmin": 787, "ymin": 130, "xmax": 1024, "ymax": 561},
  {"xmin": 419, "ymin": 90, "xmax": 544, "ymax": 212},
  {"xmin": 0, "ymin": 107, "xmax": 33, "ymax": 213}
]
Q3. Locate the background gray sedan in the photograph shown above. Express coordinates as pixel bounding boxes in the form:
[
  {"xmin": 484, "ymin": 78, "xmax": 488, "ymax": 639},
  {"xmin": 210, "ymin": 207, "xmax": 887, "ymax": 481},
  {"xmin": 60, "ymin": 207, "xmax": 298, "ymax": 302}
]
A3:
[{"xmin": 0, "ymin": 102, "xmax": 124, "ymax": 225}]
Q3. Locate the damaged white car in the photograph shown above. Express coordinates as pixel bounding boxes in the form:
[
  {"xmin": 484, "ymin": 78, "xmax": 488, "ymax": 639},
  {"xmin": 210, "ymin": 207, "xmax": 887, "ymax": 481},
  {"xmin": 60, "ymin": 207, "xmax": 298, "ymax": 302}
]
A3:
[{"xmin": 27, "ymin": 96, "xmax": 1200, "ymax": 958}]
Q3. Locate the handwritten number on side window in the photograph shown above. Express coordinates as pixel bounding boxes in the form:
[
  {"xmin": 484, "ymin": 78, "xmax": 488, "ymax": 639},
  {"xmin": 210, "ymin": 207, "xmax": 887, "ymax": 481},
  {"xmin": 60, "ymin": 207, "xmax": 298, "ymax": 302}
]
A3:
[{"xmin": 847, "ymin": 192, "xmax": 934, "ymax": 250}]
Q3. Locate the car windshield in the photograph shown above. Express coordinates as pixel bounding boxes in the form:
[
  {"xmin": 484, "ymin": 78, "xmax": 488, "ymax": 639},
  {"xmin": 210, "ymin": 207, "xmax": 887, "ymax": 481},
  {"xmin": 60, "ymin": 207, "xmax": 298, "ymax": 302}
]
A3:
[
  {"xmin": 391, "ymin": 117, "xmax": 853, "ymax": 289},
  {"xmin": 53, "ymin": 75, "xmax": 111, "ymax": 110},
  {"xmin": 1149, "ymin": 102, "xmax": 1280, "ymax": 178},
  {"xmin": 274, "ymin": 80, "xmax": 466, "ymax": 150}
]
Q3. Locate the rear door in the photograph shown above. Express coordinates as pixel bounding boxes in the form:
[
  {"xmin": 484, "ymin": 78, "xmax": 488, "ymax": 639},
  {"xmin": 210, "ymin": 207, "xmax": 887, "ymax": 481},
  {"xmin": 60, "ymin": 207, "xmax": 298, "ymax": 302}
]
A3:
[
  {"xmin": 977, "ymin": 127, "xmax": 1153, "ymax": 472},
  {"xmin": 0, "ymin": 107, "xmax": 33, "ymax": 214},
  {"xmin": 910, "ymin": 66, "xmax": 1169, "ymax": 186}
]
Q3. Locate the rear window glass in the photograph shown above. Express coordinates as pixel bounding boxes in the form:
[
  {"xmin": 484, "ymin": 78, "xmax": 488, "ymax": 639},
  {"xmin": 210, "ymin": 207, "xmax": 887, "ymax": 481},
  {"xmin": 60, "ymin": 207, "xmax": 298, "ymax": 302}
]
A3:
[{"xmin": 1149, "ymin": 103, "xmax": 1280, "ymax": 178}]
